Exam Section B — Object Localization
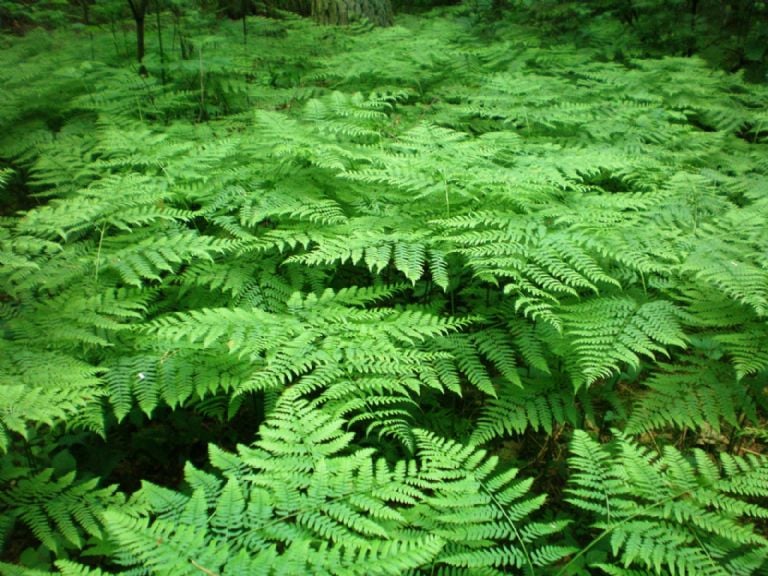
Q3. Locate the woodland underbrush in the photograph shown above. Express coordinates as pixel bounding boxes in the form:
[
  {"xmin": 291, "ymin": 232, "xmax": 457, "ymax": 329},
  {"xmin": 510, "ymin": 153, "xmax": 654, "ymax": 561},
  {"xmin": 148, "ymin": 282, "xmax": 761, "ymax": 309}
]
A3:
[{"xmin": 1, "ymin": 5, "xmax": 767, "ymax": 575}]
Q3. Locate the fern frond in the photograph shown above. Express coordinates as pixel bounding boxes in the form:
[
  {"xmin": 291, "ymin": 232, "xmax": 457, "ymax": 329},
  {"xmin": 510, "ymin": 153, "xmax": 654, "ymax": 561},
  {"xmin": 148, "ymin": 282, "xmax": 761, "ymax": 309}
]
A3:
[
  {"xmin": 682, "ymin": 240, "xmax": 768, "ymax": 317},
  {"xmin": 240, "ymin": 186, "xmax": 348, "ymax": 227},
  {"xmin": 713, "ymin": 328, "xmax": 768, "ymax": 380},
  {"xmin": 17, "ymin": 173, "xmax": 180, "ymax": 239},
  {"xmin": 106, "ymin": 229, "xmax": 237, "ymax": 287},
  {"xmin": 471, "ymin": 376, "xmax": 580, "ymax": 444},
  {"xmin": 567, "ymin": 430, "xmax": 768, "ymax": 575},
  {"xmin": 52, "ymin": 561, "xmax": 108, "ymax": 576},
  {"xmin": 83, "ymin": 397, "xmax": 568, "ymax": 575},
  {"xmin": 0, "ymin": 562, "xmax": 53, "ymax": 576},
  {"xmin": 0, "ymin": 468, "xmax": 120, "ymax": 555},
  {"xmin": 626, "ymin": 357, "xmax": 756, "ymax": 434},
  {"xmin": 0, "ymin": 344, "xmax": 103, "ymax": 451},
  {"xmin": 559, "ymin": 297, "xmax": 688, "ymax": 388}
]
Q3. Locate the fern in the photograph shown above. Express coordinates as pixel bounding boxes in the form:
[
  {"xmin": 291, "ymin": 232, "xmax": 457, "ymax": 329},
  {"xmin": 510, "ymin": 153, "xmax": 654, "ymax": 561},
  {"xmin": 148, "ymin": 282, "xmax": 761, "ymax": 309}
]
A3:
[
  {"xmin": 0, "ymin": 344, "xmax": 104, "ymax": 451},
  {"xmin": 0, "ymin": 466, "xmax": 121, "ymax": 555},
  {"xmin": 566, "ymin": 430, "xmax": 768, "ymax": 575},
  {"xmin": 558, "ymin": 297, "xmax": 688, "ymax": 388},
  {"xmin": 140, "ymin": 288, "xmax": 479, "ymax": 446},
  {"xmin": 54, "ymin": 397, "xmax": 568, "ymax": 575},
  {"xmin": 471, "ymin": 375, "xmax": 582, "ymax": 444},
  {"xmin": 682, "ymin": 237, "xmax": 768, "ymax": 318},
  {"xmin": 1, "ymin": 4, "xmax": 767, "ymax": 575},
  {"xmin": 626, "ymin": 356, "xmax": 759, "ymax": 435}
]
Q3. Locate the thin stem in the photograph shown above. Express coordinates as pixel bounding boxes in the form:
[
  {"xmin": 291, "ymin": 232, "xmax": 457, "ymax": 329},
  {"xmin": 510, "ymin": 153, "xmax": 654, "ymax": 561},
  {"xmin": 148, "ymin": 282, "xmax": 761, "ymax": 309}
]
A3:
[
  {"xmin": 443, "ymin": 174, "xmax": 450, "ymax": 217},
  {"xmin": 190, "ymin": 559, "xmax": 219, "ymax": 576},
  {"xmin": 198, "ymin": 44, "xmax": 206, "ymax": 121},
  {"xmin": 554, "ymin": 488, "xmax": 698, "ymax": 576},
  {"xmin": 480, "ymin": 483, "xmax": 536, "ymax": 576},
  {"xmin": 155, "ymin": 0, "xmax": 166, "ymax": 85},
  {"xmin": 94, "ymin": 222, "xmax": 107, "ymax": 286}
]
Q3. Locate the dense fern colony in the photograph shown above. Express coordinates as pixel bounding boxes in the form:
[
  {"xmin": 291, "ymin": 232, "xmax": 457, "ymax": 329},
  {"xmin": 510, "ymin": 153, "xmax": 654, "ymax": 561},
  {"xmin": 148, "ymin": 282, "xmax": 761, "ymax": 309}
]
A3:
[{"xmin": 1, "ymin": 5, "xmax": 768, "ymax": 575}]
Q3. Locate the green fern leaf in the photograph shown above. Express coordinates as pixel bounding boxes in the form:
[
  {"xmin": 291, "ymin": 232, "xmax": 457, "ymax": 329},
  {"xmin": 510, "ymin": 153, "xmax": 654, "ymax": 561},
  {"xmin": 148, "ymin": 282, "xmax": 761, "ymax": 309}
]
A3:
[
  {"xmin": 567, "ymin": 430, "xmax": 768, "ymax": 575},
  {"xmin": 560, "ymin": 297, "xmax": 687, "ymax": 388}
]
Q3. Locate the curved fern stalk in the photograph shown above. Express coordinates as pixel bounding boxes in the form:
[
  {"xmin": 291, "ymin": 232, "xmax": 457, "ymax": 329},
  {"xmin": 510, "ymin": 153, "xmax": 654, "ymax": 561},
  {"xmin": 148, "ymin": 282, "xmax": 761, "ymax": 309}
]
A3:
[{"xmin": 562, "ymin": 430, "xmax": 768, "ymax": 575}]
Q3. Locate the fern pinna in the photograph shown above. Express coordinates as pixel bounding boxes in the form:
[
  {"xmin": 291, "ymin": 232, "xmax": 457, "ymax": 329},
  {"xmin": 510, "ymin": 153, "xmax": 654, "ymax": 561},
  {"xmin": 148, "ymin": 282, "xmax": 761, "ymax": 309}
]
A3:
[{"xmin": 0, "ymin": 3, "xmax": 767, "ymax": 575}]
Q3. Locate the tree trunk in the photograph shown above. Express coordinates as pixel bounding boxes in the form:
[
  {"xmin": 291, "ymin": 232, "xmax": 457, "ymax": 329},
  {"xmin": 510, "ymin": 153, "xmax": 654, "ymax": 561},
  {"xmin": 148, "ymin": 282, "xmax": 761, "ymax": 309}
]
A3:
[
  {"xmin": 311, "ymin": 0, "xmax": 393, "ymax": 26},
  {"xmin": 127, "ymin": 0, "xmax": 149, "ymax": 74},
  {"xmin": 79, "ymin": 0, "xmax": 91, "ymax": 25},
  {"xmin": 219, "ymin": 0, "xmax": 246, "ymax": 19},
  {"xmin": 278, "ymin": 0, "xmax": 311, "ymax": 17},
  {"xmin": 687, "ymin": 0, "xmax": 699, "ymax": 56},
  {"xmin": 136, "ymin": 14, "xmax": 145, "ymax": 61}
]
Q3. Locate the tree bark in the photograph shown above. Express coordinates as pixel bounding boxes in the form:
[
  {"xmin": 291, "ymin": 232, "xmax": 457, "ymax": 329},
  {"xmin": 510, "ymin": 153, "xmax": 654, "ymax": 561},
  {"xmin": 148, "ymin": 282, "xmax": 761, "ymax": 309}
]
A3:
[
  {"xmin": 311, "ymin": 0, "xmax": 393, "ymax": 26},
  {"xmin": 136, "ymin": 14, "xmax": 145, "ymax": 61},
  {"xmin": 79, "ymin": 0, "xmax": 92, "ymax": 25},
  {"xmin": 127, "ymin": 0, "xmax": 149, "ymax": 73},
  {"xmin": 279, "ymin": 0, "xmax": 311, "ymax": 17}
]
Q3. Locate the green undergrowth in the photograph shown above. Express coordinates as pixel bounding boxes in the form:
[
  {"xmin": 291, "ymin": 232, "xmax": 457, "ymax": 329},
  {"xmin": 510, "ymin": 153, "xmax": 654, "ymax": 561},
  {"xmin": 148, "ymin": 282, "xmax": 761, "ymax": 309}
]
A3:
[{"xmin": 1, "ymin": 5, "xmax": 767, "ymax": 575}]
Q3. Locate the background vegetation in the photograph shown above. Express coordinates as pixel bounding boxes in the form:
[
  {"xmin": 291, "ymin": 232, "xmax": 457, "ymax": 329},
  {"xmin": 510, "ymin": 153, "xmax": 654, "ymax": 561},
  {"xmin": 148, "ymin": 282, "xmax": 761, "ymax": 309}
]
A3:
[{"xmin": 1, "ymin": 0, "xmax": 767, "ymax": 574}]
